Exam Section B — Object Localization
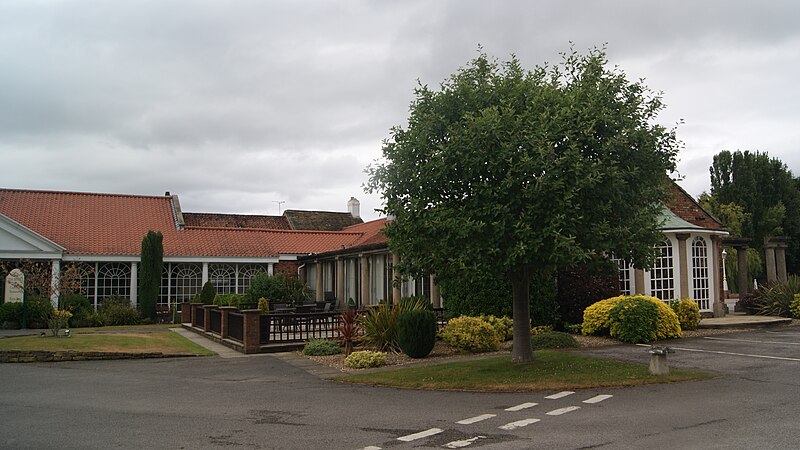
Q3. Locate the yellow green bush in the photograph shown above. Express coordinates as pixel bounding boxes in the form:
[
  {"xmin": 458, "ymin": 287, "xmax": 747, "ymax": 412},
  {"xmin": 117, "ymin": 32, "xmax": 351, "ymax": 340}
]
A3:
[
  {"xmin": 791, "ymin": 294, "xmax": 800, "ymax": 319},
  {"xmin": 478, "ymin": 314, "xmax": 513, "ymax": 341},
  {"xmin": 582, "ymin": 295, "xmax": 681, "ymax": 340},
  {"xmin": 344, "ymin": 350, "xmax": 387, "ymax": 369},
  {"xmin": 440, "ymin": 316, "xmax": 500, "ymax": 352},
  {"xmin": 670, "ymin": 299, "xmax": 701, "ymax": 330}
]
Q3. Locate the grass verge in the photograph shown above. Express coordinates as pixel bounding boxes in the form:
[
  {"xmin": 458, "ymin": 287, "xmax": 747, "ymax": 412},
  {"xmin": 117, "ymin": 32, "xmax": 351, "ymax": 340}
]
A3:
[
  {"xmin": 0, "ymin": 331, "xmax": 214, "ymax": 356},
  {"xmin": 71, "ymin": 323, "xmax": 179, "ymax": 332},
  {"xmin": 333, "ymin": 351, "xmax": 713, "ymax": 391}
]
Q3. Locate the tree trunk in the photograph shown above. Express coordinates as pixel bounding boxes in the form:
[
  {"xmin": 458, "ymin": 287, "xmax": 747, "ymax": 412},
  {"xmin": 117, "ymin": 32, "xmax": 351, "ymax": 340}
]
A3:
[{"xmin": 510, "ymin": 266, "xmax": 533, "ymax": 363}]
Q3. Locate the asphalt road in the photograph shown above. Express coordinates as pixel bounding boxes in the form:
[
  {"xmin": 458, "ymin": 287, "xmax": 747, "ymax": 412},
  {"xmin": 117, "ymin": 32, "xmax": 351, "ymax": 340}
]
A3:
[{"xmin": 1, "ymin": 328, "xmax": 799, "ymax": 449}]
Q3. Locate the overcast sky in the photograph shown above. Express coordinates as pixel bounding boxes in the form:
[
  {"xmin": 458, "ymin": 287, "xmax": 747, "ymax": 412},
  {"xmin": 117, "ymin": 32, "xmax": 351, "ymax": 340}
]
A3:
[{"xmin": 1, "ymin": 1, "xmax": 798, "ymax": 221}]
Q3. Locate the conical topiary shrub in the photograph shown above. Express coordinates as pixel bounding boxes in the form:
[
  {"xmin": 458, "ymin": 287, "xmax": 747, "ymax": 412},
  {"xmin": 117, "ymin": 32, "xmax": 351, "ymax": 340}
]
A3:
[{"xmin": 396, "ymin": 309, "xmax": 437, "ymax": 358}]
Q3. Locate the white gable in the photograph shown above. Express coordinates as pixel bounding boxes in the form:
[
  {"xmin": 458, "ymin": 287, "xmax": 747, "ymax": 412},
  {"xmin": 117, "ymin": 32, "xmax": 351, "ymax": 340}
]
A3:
[{"xmin": 0, "ymin": 213, "xmax": 63, "ymax": 259}]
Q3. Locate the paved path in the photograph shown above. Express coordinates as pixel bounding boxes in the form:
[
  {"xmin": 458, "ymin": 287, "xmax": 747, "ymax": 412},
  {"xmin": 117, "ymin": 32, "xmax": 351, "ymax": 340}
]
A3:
[{"xmin": 169, "ymin": 327, "xmax": 248, "ymax": 358}]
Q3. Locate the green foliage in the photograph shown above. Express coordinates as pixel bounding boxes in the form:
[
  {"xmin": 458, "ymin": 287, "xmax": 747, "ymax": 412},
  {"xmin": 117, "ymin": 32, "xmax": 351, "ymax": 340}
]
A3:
[
  {"xmin": 609, "ymin": 297, "xmax": 660, "ymax": 344},
  {"xmin": 138, "ymin": 230, "xmax": 163, "ymax": 321},
  {"xmin": 98, "ymin": 296, "xmax": 141, "ymax": 326},
  {"xmin": 367, "ymin": 47, "xmax": 679, "ymax": 362},
  {"xmin": 478, "ymin": 315, "xmax": 513, "ymax": 341},
  {"xmin": 257, "ymin": 298, "xmax": 270, "ymax": 314},
  {"xmin": 47, "ymin": 309, "xmax": 72, "ymax": 337},
  {"xmin": 199, "ymin": 282, "xmax": 216, "ymax": 305},
  {"xmin": 530, "ymin": 331, "xmax": 579, "ymax": 350},
  {"xmin": 752, "ymin": 276, "xmax": 800, "ymax": 317},
  {"xmin": 670, "ymin": 299, "xmax": 701, "ymax": 330},
  {"xmin": 439, "ymin": 316, "xmax": 500, "ymax": 353},
  {"xmin": 60, "ymin": 294, "xmax": 94, "ymax": 327},
  {"xmin": 717, "ymin": 247, "xmax": 763, "ymax": 293},
  {"xmin": 396, "ymin": 309, "xmax": 437, "ymax": 358},
  {"xmin": 790, "ymin": 294, "xmax": 800, "ymax": 319},
  {"xmin": 530, "ymin": 325, "xmax": 554, "ymax": 336},
  {"xmin": 707, "ymin": 150, "xmax": 800, "ymax": 273},
  {"xmin": 213, "ymin": 293, "xmax": 246, "ymax": 308},
  {"xmin": 440, "ymin": 272, "xmax": 512, "ymax": 318},
  {"xmin": 302, "ymin": 338, "xmax": 341, "ymax": 356},
  {"xmin": 398, "ymin": 296, "xmax": 434, "ymax": 311},
  {"xmin": 0, "ymin": 302, "xmax": 25, "ymax": 328},
  {"xmin": 359, "ymin": 304, "xmax": 400, "ymax": 351},
  {"xmin": 345, "ymin": 350, "xmax": 387, "ymax": 369},
  {"xmin": 24, "ymin": 295, "xmax": 54, "ymax": 329},
  {"xmin": 583, "ymin": 295, "xmax": 681, "ymax": 341},
  {"xmin": 246, "ymin": 272, "xmax": 280, "ymax": 303}
]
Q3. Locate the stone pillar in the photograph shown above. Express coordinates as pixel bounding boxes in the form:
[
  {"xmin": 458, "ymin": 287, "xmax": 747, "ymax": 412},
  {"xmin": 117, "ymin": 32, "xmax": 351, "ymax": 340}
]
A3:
[
  {"xmin": 180, "ymin": 302, "xmax": 191, "ymax": 324},
  {"xmin": 268, "ymin": 263, "xmax": 274, "ymax": 276},
  {"xmin": 315, "ymin": 261, "xmax": 324, "ymax": 302},
  {"xmin": 765, "ymin": 242, "xmax": 777, "ymax": 284},
  {"xmin": 360, "ymin": 254, "xmax": 370, "ymax": 307},
  {"xmin": 335, "ymin": 257, "xmax": 345, "ymax": 306},
  {"xmin": 219, "ymin": 306, "xmax": 237, "ymax": 339},
  {"xmin": 50, "ymin": 259, "xmax": 61, "ymax": 308},
  {"xmin": 429, "ymin": 274, "xmax": 440, "ymax": 308},
  {"xmin": 241, "ymin": 309, "xmax": 261, "ymax": 354},
  {"xmin": 676, "ymin": 234, "xmax": 690, "ymax": 300},
  {"xmin": 735, "ymin": 245, "xmax": 749, "ymax": 295},
  {"xmin": 130, "ymin": 262, "xmax": 138, "ymax": 308},
  {"xmin": 392, "ymin": 253, "xmax": 401, "ymax": 306},
  {"xmin": 634, "ymin": 269, "xmax": 645, "ymax": 295},
  {"xmin": 776, "ymin": 246, "xmax": 788, "ymax": 282},
  {"xmin": 202, "ymin": 263, "xmax": 209, "ymax": 285}
]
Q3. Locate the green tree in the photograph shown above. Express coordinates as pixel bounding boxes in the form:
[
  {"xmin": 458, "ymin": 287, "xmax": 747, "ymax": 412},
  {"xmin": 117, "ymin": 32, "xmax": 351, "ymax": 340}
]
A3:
[
  {"xmin": 707, "ymin": 150, "xmax": 800, "ymax": 273},
  {"xmin": 368, "ymin": 48, "xmax": 679, "ymax": 362},
  {"xmin": 138, "ymin": 230, "xmax": 163, "ymax": 321}
]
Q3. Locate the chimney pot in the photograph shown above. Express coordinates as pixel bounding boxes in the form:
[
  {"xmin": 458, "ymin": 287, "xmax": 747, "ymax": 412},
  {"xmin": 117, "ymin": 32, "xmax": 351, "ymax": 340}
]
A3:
[{"xmin": 347, "ymin": 197, "xmax": 360, "ymax": 218}]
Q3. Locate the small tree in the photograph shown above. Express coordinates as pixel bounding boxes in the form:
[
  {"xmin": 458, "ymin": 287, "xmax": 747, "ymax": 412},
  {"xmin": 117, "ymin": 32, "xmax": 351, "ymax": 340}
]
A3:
[
  {"xmin": 368, "ymin": 48, "xmax": 679, "ymax": 362},
  {"xmin": 138, "ymin": 230, "xmax": 163, "ymax": 321}
]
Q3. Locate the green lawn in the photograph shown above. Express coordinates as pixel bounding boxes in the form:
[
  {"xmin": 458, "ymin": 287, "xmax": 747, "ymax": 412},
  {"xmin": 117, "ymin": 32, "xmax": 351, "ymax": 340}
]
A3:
[
  {"xmin": 70, "ymin": 323, "xmax": 180, "ymax": 332},
  {"xmin": 0, "ymin": 331, "xmax": 214, "ymax": 356},
  {"xmin": 334, "ymin": 351, "xmax": 713, "ymax": 391}
]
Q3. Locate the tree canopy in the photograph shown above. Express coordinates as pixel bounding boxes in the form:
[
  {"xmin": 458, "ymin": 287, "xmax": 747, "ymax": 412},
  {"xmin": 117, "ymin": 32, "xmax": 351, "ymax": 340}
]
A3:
[
  {"xmin": 704, "ymin": 150, "xmax": 800, "ymax": 274},
  {"xmin": 368, "ymin": 48, "xmax": 680, "ymax": 362}
]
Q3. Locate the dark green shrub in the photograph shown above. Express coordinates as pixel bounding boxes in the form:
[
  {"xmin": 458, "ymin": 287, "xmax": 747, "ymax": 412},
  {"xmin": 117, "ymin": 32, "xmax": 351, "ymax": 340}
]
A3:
[
  {"xmin": 0, "ymin": 302, "xmax": 24, "ymax": 329},
  {"xmin": 359, "ymin": 304, "xmax": 399, "ymax": 351},
  {"xmin": 735, "ymin": 290, "xmax": 759, "ymax": 314},
  {"xmin": 530, "ymin": 331, "xmax": 579, "ymax": 350},
  {"xmin": 397, "ymin": 309, "xmax": 437, "ymax": 358},
  {"xmin": 138, "ymin": 230, "xmax": 163, "ymax": 321},
  {"xmin": 213, "ymin": 293, "xmax": 245, "ymax": 308},
  {"xmin": 24, "ymin": 296, "xmax": 53, "ymax": 329},
  {"xmin": 246, "ymin": 272, "xmax": 281, "ymax": 303},
  {"xmin": 302, "ymin": 339, "xmax": 341, "ymax": 356},
  {"xmin": 99, "ymin": 296, "xmax": 141, "ymax": 326},
  {"xmin": 60, "ymin": 294, "xmax": 93, "ymax": 327},
  {"xmin": 199, "ymin": 282, "xmax": 216, "ymax": 305},
  {"xmin": 609, "ymin": 297, "xmax": 660, "ymax": 344},
  {"xmin": 752, "ymin": 276, "xmax": 800, "ymax": 317},
  {"xmin": 398, "ymin": 296, "xmax": 433, "ymax": 311}
]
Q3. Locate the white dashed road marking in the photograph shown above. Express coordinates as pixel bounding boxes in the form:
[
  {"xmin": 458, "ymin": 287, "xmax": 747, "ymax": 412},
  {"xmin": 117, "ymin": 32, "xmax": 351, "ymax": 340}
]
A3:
[
  {"xmin": 457, "ymin": 414, "xmax": 496, "ymax": 425},
  {"xmin": 505, "ymin": 402, "xmax": 538, "ymax": 411},
  {"xmin": 443, "ymin": 435, "xmax": 486, "ymax": 448},
  {"xmin": 654, "ymin": 345, "xmax": 800, "ymax": 362},
  {"xmin": 546, "ymin": 406, "xmax": 581, "ymax": 416},
  {"xmin": 545, "ymin": 391, "xmax": 574, "ymax": 399},
  {"xmin": 397, "ymin": 428, "xmax": 444, "ymax": 442},
  {"xmin": 361, "ymin": 447, "xmax": 381, "ymax": 450},
  {"xmin": 703, "ymin": 336, "xmax": 800, "ymax": 346},
  {"xmin": 583, "ymin": 395, "xmax": 613, "ymax": 404},
  {"xmin": 499, "ymin": 418, "xmax": 540, "ymax": 430}
]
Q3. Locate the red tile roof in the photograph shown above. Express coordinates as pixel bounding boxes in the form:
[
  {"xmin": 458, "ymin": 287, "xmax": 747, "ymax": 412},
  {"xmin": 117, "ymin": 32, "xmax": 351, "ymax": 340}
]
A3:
[{"xmin": 0, "ymin": 188, "xmax": 367, "ymax": 258}]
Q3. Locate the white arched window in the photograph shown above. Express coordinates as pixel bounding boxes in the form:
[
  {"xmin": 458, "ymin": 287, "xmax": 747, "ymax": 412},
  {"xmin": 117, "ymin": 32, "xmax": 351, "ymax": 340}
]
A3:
[
  {"xmin": 691, "ymin": 236, "xmax": 710, "ymax": 310},
  {"xmin": 237, "ymin": 264, "xmax": 264, "ymax": 295},
  {"xmin": 612, "ymin": 257, "xmax": 633, "ymax": 295},
  {"xmin": 209, "ymin": 264, "xmax": 236, "ymax": 294},
  {"xmin": 649, "ymin": 240, "xmax": 675, "ymax": 300},
  {"xmin": 96, "ymin": 263, "xmax": 131, "ymax": 304}
]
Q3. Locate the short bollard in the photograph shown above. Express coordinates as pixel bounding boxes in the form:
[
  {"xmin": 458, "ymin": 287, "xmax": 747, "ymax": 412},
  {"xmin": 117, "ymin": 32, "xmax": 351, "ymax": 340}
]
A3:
[{"xmin": 648, "ymin": 346, "xmax": 674, "ymax": 375}]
